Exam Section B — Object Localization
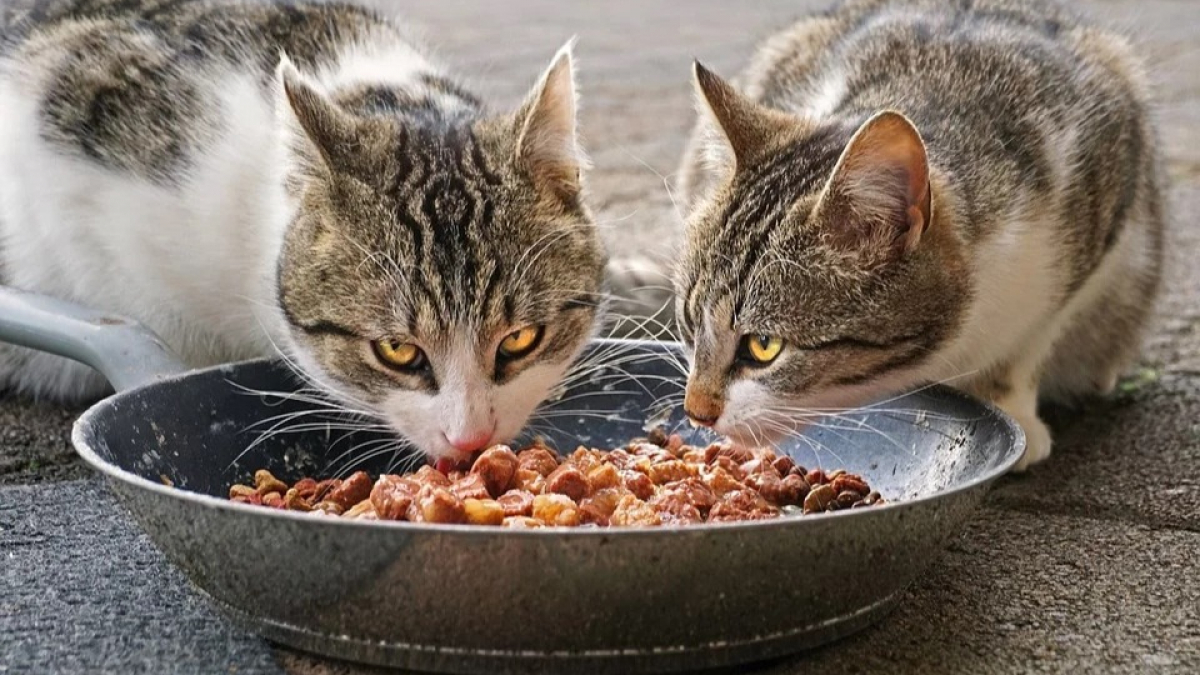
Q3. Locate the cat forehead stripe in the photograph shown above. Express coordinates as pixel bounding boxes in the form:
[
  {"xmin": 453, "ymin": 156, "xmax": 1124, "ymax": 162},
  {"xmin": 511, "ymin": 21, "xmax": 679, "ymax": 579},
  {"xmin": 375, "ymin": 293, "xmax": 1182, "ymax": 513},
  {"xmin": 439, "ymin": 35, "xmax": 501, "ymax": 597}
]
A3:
[{"xmin": 384, "ymin": 123, "xmax": 518, "ymax": 328}]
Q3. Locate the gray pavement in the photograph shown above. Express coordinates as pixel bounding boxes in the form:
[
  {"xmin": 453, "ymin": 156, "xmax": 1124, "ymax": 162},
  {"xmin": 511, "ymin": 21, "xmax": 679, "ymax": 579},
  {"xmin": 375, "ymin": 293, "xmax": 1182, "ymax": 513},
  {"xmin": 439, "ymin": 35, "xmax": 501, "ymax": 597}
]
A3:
[
  {"xmin": 2, "ymin": 1, "xmax": 1199, "ymax": 673},
  {"xmin": 1, "ymin": 480, "xmax": 282, "ymax": 675}
]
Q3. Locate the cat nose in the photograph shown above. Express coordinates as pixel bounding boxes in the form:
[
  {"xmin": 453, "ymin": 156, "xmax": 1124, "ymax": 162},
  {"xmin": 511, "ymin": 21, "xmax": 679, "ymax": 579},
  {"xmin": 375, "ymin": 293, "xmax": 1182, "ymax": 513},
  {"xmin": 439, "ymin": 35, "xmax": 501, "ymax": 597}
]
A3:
[
  {"xmin": 686, "ymin": 409, "xmax": 719, "ymax": 427},
  {"xmin": 446, "ymin": 429, "xmax": 493, "ymax": 453},
  {"xmin": 684, "ymin": 389, "xmax": 724, "ymax": 427}
]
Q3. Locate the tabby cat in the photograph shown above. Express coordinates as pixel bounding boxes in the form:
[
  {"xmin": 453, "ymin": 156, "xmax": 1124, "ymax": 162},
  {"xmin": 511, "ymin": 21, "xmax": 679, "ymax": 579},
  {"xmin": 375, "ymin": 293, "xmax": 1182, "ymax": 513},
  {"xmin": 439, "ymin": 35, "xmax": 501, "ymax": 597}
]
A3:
[
  {"xmin": 670, "ymin": 0, "xmax": 1164, "ymax": 471},
  {"xmin": 0, "ymin": 1, "xmax": 606, "ymax": 460}
]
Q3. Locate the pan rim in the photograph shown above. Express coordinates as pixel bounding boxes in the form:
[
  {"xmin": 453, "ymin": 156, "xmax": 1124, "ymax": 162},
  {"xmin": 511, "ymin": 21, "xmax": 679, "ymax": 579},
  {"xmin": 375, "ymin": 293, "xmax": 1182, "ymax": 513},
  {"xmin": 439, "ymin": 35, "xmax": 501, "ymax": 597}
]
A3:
[{"xmin": 70, "ymin": 339, "xmax": 1026, "ymax": 538}]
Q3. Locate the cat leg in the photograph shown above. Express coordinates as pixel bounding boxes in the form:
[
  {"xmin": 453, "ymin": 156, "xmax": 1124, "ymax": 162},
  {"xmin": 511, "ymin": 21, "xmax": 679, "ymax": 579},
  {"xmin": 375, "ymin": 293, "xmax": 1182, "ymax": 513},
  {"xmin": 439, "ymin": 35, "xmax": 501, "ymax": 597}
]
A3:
[
  {"xmin": 1040, "ymin": 283, "xmax": 1150, "ymax": 401},
  {"xmin": 997, "ymin": 376, "xmax": 1054, "ymax": 473},
  {"xmin": 965, "ymin": 362, "xmax": 1053, "ymax": 473},
  {"xmin": 1040, "ymin": 219, "xmax": 1163, "ymax": 402},
  {"xmin": 985, "ymin": 234, "xmax": 1155, "ymax": 472}
]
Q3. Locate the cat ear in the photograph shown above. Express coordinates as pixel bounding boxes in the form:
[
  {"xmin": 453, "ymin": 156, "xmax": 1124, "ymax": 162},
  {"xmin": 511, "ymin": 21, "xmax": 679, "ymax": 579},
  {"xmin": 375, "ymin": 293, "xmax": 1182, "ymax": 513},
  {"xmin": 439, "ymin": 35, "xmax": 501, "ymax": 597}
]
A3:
[
  {"xmin": 514, "ymin": 40, "xmax": 588, "ymax": 202},
  {"xmin": 692, "ymin": 61, "xmax": 793, "ymax": 171},
  {"xmin": 818, "ymin": 110, "xmax": 932, "ymax": 258},
  {"xmin": 276, "ymin": 54, "xmax": 358, "ymax": 174}
]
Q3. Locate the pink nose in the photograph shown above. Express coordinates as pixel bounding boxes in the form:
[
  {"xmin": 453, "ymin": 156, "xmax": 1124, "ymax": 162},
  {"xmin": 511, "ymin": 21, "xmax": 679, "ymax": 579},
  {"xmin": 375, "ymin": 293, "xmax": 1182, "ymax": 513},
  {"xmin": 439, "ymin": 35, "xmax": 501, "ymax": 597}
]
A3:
[{"xmin": 446, "ymin": 430, "xmax": 493, "ymax": 454}]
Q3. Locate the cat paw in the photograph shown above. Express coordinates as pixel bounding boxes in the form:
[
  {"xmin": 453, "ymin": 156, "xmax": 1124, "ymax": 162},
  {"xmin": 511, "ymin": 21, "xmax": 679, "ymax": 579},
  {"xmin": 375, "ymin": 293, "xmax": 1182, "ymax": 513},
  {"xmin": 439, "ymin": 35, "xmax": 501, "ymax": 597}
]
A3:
[
  {"xmin": 992, "ymin": 381, "xmax": 1053, "ymax": 474},
  {"xmin": 1009, "ymin": 413, "xmax": 1052, "ymax": 473}
]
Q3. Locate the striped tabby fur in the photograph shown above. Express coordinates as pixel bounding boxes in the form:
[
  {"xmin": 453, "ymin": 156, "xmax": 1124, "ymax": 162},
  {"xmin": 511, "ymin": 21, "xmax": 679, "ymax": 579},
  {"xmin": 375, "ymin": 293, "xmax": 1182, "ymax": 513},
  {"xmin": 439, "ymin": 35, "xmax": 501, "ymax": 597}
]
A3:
[{"xmin": 671, "ymin": 0, "xmax": 1165, "ymax": 471}]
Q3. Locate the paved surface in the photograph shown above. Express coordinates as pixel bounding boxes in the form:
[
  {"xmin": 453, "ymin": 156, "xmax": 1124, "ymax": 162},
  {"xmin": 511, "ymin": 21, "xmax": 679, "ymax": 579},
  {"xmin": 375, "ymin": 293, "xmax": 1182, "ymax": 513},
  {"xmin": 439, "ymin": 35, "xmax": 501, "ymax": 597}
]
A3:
[{"xmin": 2, "ymin": 1, "xmax": 1199, "ymax": 673}]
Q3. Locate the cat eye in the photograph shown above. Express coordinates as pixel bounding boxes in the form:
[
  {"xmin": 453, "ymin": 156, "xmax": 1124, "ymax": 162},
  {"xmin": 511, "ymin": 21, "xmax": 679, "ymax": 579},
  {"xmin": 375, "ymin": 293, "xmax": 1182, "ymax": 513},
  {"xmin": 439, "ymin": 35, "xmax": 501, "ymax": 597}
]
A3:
[
  {"xmin": 498, "ymin": 326, "xmax": 544, "ymax": 359},
  {"xmin": 372, "ymin": 339, "xmax": 425, "ymax": 370},
  {"xmin": 740, "ymin": 334, "xmax": 784, "ymax": 364}
]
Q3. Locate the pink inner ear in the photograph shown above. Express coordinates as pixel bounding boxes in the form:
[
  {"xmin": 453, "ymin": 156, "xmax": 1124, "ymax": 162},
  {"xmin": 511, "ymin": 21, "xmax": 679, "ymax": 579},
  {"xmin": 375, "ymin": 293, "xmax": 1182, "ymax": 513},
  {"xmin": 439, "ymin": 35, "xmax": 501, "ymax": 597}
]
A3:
[
  {"xmin": 844, "ymin": 116, "xmax": 928, "ymax": 208},
  {"xmin": 827, "ymin": 112, "xmax": 931, "ymax": 255},
  {"xmin": 516, "ymin": 48, "xmax": 584, "ymax": 199}
]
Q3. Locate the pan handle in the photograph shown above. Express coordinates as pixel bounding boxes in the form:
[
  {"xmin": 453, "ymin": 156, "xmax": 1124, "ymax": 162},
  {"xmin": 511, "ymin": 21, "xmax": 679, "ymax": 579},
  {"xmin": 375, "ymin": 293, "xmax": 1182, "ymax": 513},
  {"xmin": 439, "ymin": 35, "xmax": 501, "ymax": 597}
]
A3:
[{"xmin": 0, "ymin": 286, "xmax": 188, "ymax": 392}]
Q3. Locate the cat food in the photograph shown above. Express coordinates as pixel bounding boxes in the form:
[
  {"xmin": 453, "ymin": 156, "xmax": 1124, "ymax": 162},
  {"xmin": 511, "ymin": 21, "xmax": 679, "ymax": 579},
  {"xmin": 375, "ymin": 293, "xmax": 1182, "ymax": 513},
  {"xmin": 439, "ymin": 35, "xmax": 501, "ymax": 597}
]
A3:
[{"xmin": 228, "ymin": 431, "xmax": 885, "ymax": 527}]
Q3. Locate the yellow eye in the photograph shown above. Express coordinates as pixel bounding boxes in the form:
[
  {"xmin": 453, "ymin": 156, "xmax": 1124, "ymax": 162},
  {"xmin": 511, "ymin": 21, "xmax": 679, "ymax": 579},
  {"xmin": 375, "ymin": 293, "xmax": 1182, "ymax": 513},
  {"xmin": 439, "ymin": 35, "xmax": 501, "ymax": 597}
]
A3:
[
  {"xmin": 372, "ymin": 339, "xmax": 425, "ymax": 370},
  {"xmin": 743, "ymin": 334, "xmax": 784, "ymax": 364},
  {"xmin": 499, "ymin": 326, "xmax": 543, "ymax": 358}
]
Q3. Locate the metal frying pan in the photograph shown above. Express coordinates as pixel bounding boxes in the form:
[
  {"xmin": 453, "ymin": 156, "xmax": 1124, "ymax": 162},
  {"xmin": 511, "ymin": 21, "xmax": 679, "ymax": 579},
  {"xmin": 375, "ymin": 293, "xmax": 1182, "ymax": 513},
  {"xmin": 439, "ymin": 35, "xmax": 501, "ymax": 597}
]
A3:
[{"xmin": 0, "ymin": 286, "xmax": 1024, "ymax": 674}]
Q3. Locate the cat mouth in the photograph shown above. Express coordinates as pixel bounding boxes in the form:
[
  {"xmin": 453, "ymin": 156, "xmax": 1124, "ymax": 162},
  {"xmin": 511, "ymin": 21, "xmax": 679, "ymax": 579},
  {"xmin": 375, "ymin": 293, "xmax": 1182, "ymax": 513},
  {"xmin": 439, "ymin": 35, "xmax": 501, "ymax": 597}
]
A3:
[{"xmin": 435, "ymin": 445, "xmax": 488, "ymax": 465}]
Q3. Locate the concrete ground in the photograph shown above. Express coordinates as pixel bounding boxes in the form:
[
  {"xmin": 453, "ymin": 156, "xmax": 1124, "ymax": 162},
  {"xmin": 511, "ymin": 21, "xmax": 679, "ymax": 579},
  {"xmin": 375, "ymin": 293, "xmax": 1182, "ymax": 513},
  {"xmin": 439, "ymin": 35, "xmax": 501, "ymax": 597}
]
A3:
[{"xmin": 2, "ymin": 1, "xmax": 1198, "ymax": 673}]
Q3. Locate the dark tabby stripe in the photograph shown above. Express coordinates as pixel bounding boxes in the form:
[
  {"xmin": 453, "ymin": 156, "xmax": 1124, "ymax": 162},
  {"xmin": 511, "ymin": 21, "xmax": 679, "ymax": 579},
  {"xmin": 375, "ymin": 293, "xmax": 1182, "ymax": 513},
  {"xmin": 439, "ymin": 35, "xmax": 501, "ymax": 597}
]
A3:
[
  {"xmin": 828, "ymin": 344, "xmax": 930, "ymax": 387},
  {"xmin": 276, "ymin": 284, "xmax": 358, "ymax": 338}
]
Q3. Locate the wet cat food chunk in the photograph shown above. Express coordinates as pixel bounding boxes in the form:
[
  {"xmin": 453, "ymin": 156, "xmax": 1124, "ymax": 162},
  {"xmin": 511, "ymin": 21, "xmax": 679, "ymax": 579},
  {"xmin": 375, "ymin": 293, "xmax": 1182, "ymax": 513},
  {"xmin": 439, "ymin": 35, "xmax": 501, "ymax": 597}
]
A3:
[
  {"xmin": 449, "ymin": 473, "xmax": 491, "ymax": 501},
  {"xmin": 418, "ymin": 488, "xmax": 467, "ymax": 524},
  {"xmin": 463, "ymin": 498, "xmax": 506, "ymax": 526},
  {"xmin": 370, "ymin": 475, "xmax": 418, "ymax": 520},
  {"xmin": 545, "ymin": 465, "xmax": 589, "ymax": 502},
  {"xmin": 470, "ymin": 446, "xmax": 520, "ymax": 497},
  {"xmin": 517, "ymin": 445, "xmax": 559, "ymax": 476},
  {"xmin": 497, "ymin": 489, "xmax": 536, "ymax": 517},
  {"xmin": 326, "ymin": 471, "xmax": 372, "ymax": 510}
]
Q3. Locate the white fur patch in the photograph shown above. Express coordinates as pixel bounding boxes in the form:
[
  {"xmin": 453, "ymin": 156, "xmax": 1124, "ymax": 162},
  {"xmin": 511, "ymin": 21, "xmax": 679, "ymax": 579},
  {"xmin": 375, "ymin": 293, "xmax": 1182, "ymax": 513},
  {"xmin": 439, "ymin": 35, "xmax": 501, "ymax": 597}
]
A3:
[
  {"xmin": 801, "ymin": 71, "xmax": 847, "ymax": 119},
  {"xmin": 719, "ymin": 379, "xmax": 790, "ymax": 446},
  {"xmin": 376, "ymin": 341, "xmax": 575, "ymax": 460},
  {"xmin": 925, "ymin": 198, "xmax": 1064, "ymax": 385},
  {"xmin": 316, "ymin": 39, "xmax": 431, "ymax": 92},
  {"xmin": 0, "ymin": 66, "xmax": 285, "ymax": 400}
]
